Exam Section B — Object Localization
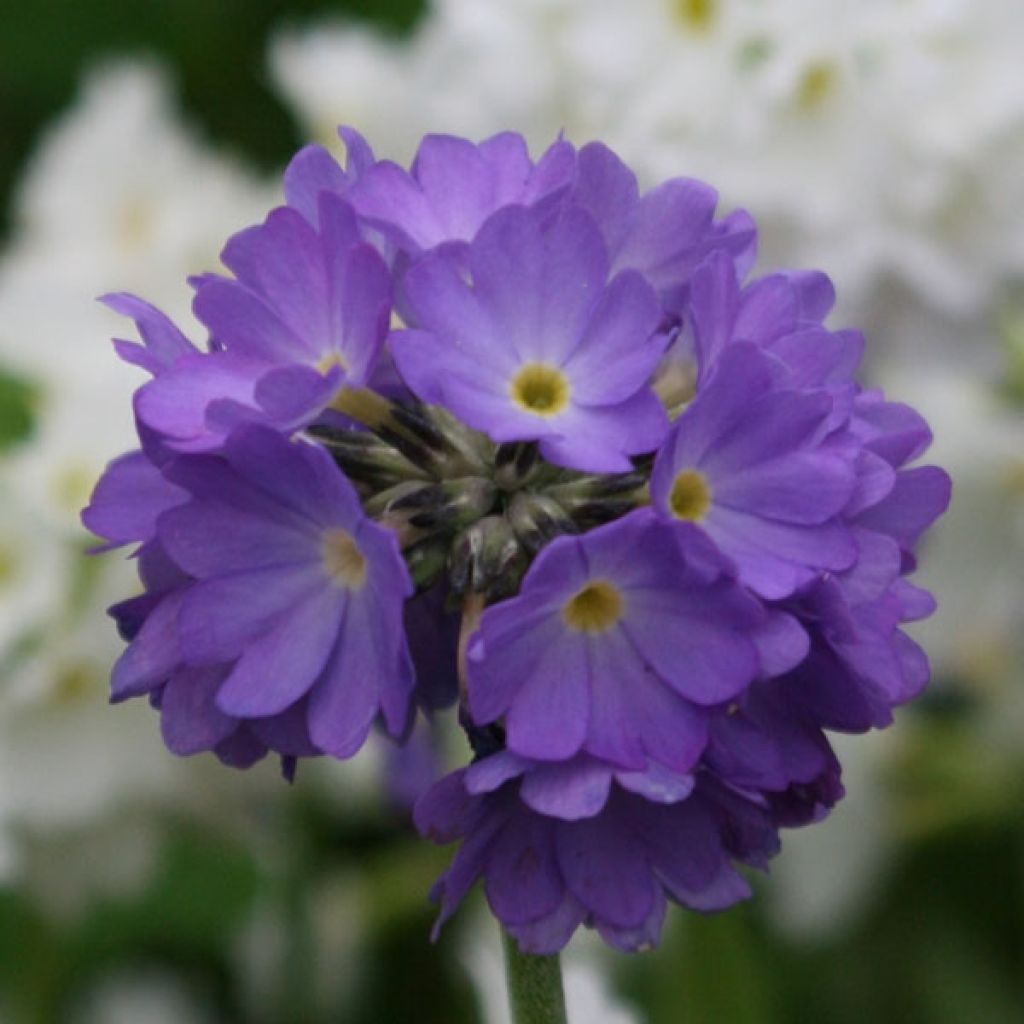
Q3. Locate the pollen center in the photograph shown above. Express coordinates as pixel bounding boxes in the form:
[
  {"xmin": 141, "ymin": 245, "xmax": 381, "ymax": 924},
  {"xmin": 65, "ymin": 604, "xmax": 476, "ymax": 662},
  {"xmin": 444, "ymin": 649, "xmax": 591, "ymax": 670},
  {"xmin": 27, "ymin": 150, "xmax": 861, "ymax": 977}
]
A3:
[
  {"xmin": 510, "ymin": 364, "xmax": 570, "ymax": 417},
  {"xmin": 669, "ymin": 469, "xmax": 711, "ymax": 521},
  {"xmin": 317, "ymin": 351, "xmax": 349, "ymax": 375},
  {"xmin": 673, "ymin": 0, "xmax": 715, "ymax": 32},
  {"xmin": 321, "ymin": 528, "xmax": 367, "ymax": 589},
  {"xmin": 563, "ymin": 580, "xmax": 623, "ymax": 634},
  {"xmin": 795, "ymin": 61, "xmax": 838, "ymax": 112}
]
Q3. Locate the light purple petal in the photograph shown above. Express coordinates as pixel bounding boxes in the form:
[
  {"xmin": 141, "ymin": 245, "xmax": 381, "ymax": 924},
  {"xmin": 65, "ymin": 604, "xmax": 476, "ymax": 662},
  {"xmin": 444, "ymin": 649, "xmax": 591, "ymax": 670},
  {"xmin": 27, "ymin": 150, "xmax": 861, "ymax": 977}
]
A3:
[
  {"xmin": 284, "ymin": 144, "xmax": 350, "ymax": 226},
  {"xmin": 563, "ymin": 269, "xmax": 663, "ymax": 404},
  {"xmin": 713, "ymin": 451, "xmax": 855, "ymax": 524},
  {"xmin": 192, "ymin": 278, "xmax": 309, "ymax": 362},
  {"xmin": 220, "ymin": 206, "xmax": 330, "ymax": 350},
  {"xmin": 505, "ymin": 635, "xmax": 590, "ymax": 762},
  {"xmin": 306, "ymin": 594, "xmax": 393, "ymax": 757},
  {"xmin": 178, "ymin": 565, "xmax": 322, "ymax": 664},
  {"xmin": 83, "ymin": 451, "xmax": 186, "ymax": 547},
  {"xmin": 101, "ymin": 292, "xmax": 196, "ymax": 373},
  {"xmin": 520, "ymin": 759, "xmax": 614, "ymax": 820},
  {"xmin": 215, "ymin": 584, "xmax": 343, "ymax": 716}
]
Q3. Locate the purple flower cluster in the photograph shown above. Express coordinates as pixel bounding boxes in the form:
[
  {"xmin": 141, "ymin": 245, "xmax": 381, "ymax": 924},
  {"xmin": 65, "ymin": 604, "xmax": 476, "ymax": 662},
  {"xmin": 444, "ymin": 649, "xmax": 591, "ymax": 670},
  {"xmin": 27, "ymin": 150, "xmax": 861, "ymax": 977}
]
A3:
[{"xmin": 85, "ymin": 129, "xmax": 949, "ymax": 953}]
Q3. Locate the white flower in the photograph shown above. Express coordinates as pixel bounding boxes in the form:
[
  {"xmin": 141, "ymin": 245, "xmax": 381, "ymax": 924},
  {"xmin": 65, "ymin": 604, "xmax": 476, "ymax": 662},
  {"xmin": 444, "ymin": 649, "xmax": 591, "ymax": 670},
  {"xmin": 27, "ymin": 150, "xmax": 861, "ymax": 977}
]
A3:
[
  {"xmin": 0, "ymin": 477, "xmax": 68, "ymax": 659},
  {"xmin": 269, "ymin": 0, "xmax": 1024, "ymax": 322},
  {"xmin": 0, "ymin": 57, "xmax": 284, "ymax": 864},
  {"xmin": 878, "ymin": 365, "xmax": 1024, "ymax": 685},
  {"xmin": 768, "ymin": 731, "xmax": 896, "ymax": 937},
  {"xmin": 270, "ymin": 21, "xmax": 427, "ymax": 163},
  {"xmin": 0, "ymin": 58, "xmax": 276, "ymax": 535},
  {"xmin": 10, "ymin": 60, "xmax": 275, "ymax": 317}
]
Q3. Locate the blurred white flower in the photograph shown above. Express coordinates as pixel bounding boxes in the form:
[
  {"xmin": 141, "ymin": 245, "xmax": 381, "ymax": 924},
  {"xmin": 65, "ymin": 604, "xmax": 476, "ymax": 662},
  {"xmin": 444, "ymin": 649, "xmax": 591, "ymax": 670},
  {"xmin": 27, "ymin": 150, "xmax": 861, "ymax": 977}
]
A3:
[
  {"xmin": 269, "ymin": 0, "xmax": 1024, "ymax": 323},
  {"xmin": 0, "ymin": 58, "xmax": 283, "ymax": 876},
  {"xmin": 0, "ymin": 479, "xmax": 68, "ymax": 659},
  {"xmin": 768, "ymin": 730, "xmax": 896, "ymax": 937},
  {"xmin": 878, "ymin": 365, "xmax": 1024, "ymax": 686},
  {"xmin": 0, "ymin": 58, "xmax": 276, "ymax": 536},
  {"xmin": 8, "ymin": 60, "xmax": 274, "ymax": 320}
]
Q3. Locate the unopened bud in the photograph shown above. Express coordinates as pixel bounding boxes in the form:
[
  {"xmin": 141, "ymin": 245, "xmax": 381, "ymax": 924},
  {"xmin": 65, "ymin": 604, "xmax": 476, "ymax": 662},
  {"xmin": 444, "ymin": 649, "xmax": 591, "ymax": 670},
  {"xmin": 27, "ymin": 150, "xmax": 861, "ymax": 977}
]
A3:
[
  {"xmin": 448, "ymin": 515, "xmax": 525, "ymax": 598},
  {"xmin": 404, "ymin": 537, "xmax": 450, "ymax": 589},
  {"xmin": 494, "ymin": 441, "xmax": 540, "ymax": 490},
  {"xmin": 507, "ymin": 491, "xmax": 574, "ymax": 554},
  {"xmin": 425, "ymin": 405, "xmax": 495, "ymax": 474},
  {"xmin": 363, "ymin": 480, "xmax": 434, "ymax": 519},
  {"xmin": 401, "ymin": 477, "xmax": 498, "ymax": 531}
]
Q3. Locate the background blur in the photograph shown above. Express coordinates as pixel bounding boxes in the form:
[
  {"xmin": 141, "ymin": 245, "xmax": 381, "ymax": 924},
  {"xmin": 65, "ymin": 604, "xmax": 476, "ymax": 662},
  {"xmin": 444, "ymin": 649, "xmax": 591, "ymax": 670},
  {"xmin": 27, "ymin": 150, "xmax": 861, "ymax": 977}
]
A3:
[{"xmin": 1, "ymin": 1, "xmax": 1023, "ymax": 1021}]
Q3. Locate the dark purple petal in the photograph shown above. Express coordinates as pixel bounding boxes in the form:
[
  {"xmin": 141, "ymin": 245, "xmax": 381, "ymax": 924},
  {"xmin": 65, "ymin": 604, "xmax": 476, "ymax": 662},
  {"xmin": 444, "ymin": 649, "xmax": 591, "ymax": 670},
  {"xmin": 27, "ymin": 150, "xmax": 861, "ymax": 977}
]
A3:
[{"xmin": 160, "ymin": 666, "xmax": 237, "ymax": 755}]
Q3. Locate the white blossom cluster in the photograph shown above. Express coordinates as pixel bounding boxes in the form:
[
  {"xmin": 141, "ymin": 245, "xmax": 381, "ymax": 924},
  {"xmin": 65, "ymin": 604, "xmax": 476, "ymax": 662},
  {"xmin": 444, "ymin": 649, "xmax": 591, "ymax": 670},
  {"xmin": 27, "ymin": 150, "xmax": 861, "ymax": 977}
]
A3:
[
  {"xmin": 271, "ymin": 0, "xmax": 1024, "ymax": 324},
  {"xmin": 0, "ymin": 61, "xmax": 279, "ymax": 880}
]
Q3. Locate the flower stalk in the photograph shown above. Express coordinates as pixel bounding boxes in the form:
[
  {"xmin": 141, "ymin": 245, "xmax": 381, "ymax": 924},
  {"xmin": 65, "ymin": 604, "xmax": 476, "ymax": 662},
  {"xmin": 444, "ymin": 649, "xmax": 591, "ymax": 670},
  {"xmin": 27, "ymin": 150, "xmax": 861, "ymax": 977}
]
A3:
[{"xmin": 502, "ymin": 928, "xmax": 568, "ymax": 1024}]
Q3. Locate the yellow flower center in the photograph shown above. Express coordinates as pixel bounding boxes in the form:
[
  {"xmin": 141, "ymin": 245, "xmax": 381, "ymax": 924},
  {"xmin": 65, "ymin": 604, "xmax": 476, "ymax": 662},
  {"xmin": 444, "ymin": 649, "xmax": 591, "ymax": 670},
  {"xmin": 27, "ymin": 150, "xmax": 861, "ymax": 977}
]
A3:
[
  {"xmin": 116, "ymin": 197, "xmax": 155, "ymax": 252},
  {"xmin": 673, "ymin": 0, "xmax": 716, "ymax": 32},
  {"xmin": 562, "ymin": 580, "xmax": 624, "ymax": 634},
  {"xmin": 0, "ymin": 543, "xmax": 17, "ymax": 587},
  {"xmin": 52, "ymin": 663, "xmax": 102, "ymax": 705},
  {"xmin": 510, "ymin": 364, "xmax": 571, "ymax": 417},
  {"xmin": 321, "ymin": 528, "xmax": 367, "ymax": 589},
  {"xmin": 668, "ymin": 469, "xmax": 711, "ymax": 521},
  {"xmin": 795, "ymin": 61, "xmax": 838, "ymax": 112},
  {"xmin": 317, "ymin": 351, "xmax": 349, "ymax": 375},
  {"xmin": 54, "ymin": 464, "xmax": 96, "ymax": 514}
]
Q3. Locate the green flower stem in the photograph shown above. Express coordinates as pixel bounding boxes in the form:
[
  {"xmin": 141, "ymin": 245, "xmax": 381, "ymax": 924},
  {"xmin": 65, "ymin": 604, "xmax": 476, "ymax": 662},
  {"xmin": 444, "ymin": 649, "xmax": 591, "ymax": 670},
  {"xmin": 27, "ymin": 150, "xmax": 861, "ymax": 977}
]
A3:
[{"xmin": 502, "ymin": 928, "xmax": 569, "ymax": 1024}]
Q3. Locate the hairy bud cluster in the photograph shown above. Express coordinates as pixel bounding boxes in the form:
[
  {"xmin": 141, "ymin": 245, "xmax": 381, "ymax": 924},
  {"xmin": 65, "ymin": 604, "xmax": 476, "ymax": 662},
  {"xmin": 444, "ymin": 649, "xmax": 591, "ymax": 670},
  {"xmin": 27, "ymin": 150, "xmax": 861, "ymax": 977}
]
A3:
[{"xmin": 312, "ymin": 398, "xmax": 648, "ymax": 600}]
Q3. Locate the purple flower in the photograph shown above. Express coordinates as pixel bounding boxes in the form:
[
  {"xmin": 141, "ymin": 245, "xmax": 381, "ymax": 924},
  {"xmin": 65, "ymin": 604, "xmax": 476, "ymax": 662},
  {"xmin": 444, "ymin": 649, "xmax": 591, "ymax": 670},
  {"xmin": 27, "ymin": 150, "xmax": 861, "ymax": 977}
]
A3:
[
  {"xmin": 86, "ymin": 126, "xmax": 952, "ymax": 955},
  {"xmin": 706, "ymin": 677, "xmax": 844, "ymax": 828},
  {"xmin": 415, "ymin": 753, "xmax": 778, "ymax": 954},
  {"xmin": 684, "ymin": 250, "xmax": 840, "ymax": 382},
  {"xmin": 391, "ymin": 204, "xmax": 669, "ymax": 471},
  {"xmin": 466, "ymin": 510, "xmax": 766, "ymax": 771},
  {"xmin": 283, "ymin": 126, "xmax": 376, "ymax": 228},
  {"xmin": 651, "ymin": 342, "xmax": 859, "ymax": 598},
  {"xmin": 82, "ymin": 448, "xmax": 187, "ymax": 550},
  {"xmin": 122, "ymin": 192, "xmax": 392, "ymax": 454},
  {"xmin": 572, "ymin": 143, "xmax": 757, "ymax": 320},
  {"xmin": 87, "ymin": 426, "xmax": 415, "ymax": 765},
  {"xmin": 346, "ymin": 131, "xmax": 575, "ymax": 255}
]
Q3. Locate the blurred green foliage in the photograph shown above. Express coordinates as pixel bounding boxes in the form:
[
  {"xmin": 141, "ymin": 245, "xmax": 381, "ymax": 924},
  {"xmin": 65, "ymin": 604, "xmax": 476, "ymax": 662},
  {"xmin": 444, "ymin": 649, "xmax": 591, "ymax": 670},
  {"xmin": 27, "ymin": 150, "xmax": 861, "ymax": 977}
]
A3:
[{"xmin": 0, "ymin": 367, "xmax": 38, "ymax": 450}]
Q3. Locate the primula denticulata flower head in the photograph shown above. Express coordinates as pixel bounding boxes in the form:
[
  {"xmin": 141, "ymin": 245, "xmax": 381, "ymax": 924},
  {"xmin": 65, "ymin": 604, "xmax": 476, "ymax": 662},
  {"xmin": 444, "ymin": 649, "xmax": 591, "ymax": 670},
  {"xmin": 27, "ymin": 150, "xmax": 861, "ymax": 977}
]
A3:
[{"xmin": 84, "ymin": 127, "xmax": 950, "ymax": 954}]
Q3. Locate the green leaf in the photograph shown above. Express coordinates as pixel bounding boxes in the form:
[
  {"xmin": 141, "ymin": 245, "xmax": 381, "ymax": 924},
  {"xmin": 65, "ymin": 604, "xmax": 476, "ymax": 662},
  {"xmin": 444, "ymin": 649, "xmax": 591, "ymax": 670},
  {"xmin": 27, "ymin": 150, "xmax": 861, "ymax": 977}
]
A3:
[{"xmin": 0, "ymin": 365, "xmax": 38, "ymax": 450}]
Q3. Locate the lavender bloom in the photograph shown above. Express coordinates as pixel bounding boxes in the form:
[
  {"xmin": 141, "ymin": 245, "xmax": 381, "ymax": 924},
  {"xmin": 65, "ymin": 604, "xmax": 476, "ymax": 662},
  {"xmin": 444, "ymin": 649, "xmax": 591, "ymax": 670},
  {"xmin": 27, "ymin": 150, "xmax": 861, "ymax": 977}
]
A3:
[
  {"xmin": 415, "ymin": 753, "xmax": 778, "ymax": 954},
  {"xmin": 86, "ymin": 127, "xmax": 951, "ymax": 956},
  {"xmin": 684, "ymin": 250, "xmax": 841, "ymax": 384},
  {"xmin": 650, "ymin": 343, "xmax": 859, "ymax": 599},
  {"xmin": 86, "ymin": 427, "xmax": 415, "ymax": 765},
  {"xmin": 391, "ymin": 204, "xmax": 669, "ymax": 471},
  {"xmin": 115, "ymin": 192, "xmax": 392, "ymax": 455},
  {"xmin": 467, "ymin": 510, "xmax": 764, "ymax": 770},
  {"xmin": 283, "ymin": 126, "xmax": 376, "ymax": 228},
  {"xmin": 346, "ymin": 131, "xmax": 575, "ymax": 255},
  {"xmin": 572, "ymin": 143, "xmax": 757, "ymax": 320}
]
